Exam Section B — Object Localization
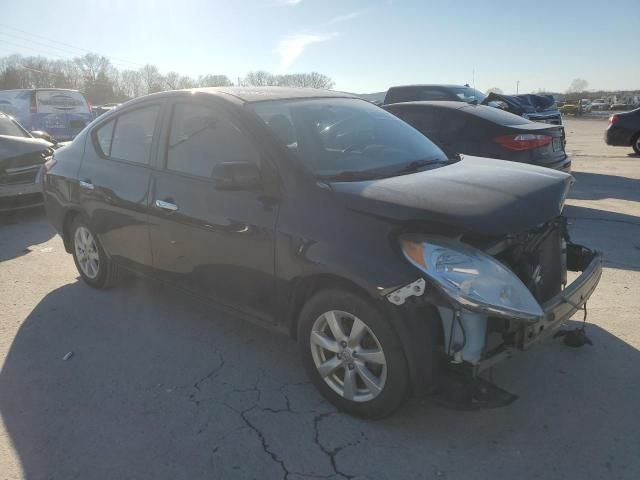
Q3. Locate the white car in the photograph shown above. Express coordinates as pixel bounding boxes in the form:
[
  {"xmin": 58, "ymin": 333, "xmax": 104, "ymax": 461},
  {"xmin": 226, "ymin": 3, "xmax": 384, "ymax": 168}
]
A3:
[{"xmin": 580, "ymin": 99, "xmax": 593, "ymax": 113}]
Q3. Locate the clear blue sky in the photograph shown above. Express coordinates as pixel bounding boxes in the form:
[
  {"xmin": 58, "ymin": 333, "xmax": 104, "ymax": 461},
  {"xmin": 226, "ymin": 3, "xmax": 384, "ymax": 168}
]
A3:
[{"xmin": 0, "ymin": 0, "xmax": 638, "ymax": 94}]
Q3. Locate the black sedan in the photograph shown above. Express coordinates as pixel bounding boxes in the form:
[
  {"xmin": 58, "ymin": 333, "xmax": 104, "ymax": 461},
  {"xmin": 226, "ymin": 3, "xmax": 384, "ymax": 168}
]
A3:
[
  {"xmin": 42, "ymin": 88, "xmax": 601, "ymax": 418},
  {"xmin": 605, "ymin": 107, "xmax": 640, "ymax": 154},
  {"xmin": 383, "ymin": 101, "xmax": 570, "ymax": 172},
  {"xmin": 0, "ymin": 112, "xmax": 54, "ymax": 211}
]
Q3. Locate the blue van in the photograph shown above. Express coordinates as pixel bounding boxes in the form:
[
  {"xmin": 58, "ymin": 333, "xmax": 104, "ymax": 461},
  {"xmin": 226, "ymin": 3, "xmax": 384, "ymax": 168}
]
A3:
[{"xmin": 0, "ymin": 88, "xmax": 92, "ymax": 141}]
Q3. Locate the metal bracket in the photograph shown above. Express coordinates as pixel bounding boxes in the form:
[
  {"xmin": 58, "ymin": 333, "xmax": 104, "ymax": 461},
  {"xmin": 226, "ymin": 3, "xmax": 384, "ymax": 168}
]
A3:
[{"xmin": 386, "ymin": 278, "xmax": 426, "ymax": 305}]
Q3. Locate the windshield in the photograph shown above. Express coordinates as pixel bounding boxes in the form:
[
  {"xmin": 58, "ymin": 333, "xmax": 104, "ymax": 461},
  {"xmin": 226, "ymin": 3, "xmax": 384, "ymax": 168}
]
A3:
[
  {"xmin": 251, "ymin": 98, "xmax": 449, "ymax": 180},
  {"xmin": 0, "ymin": 116, "xmax": 29, "ymax": 137},
  {"xmin": 452, "ymin": 87, "xmax": 487, "ymax": 104}
]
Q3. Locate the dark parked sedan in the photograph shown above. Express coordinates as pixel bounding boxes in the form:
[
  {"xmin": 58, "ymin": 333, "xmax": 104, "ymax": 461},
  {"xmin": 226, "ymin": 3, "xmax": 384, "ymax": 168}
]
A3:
[
  {"xmin": 0, "ymin": 112, "xmax": 54, "ymax": 211},
  {"xmin": 384, "ymin": 101, "xmax": 570, "ymax": 171},
  {"xmin": 605, "ymin": 107, "xmax": 640, "ymax": 154},
  {"xmin": 43, "ymin": 88, "xmax": 601, "ymax": 418}
]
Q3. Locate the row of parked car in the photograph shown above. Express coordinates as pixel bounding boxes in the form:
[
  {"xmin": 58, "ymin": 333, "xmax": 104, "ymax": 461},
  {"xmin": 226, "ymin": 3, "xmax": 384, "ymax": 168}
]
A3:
[{"xmin": 10, "ymin": 85, "xmax": 604, "ymax": 418}]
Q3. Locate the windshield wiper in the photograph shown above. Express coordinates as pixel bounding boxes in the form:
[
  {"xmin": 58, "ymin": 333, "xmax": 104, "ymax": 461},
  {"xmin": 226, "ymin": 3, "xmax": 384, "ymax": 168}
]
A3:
[
  {"xmin": 391, "ymin": 158, "xmax": 447, "ymax": 175},
  {"xmin": 316, "ymin": 170, "xmax": 389, "ymax": 182}
]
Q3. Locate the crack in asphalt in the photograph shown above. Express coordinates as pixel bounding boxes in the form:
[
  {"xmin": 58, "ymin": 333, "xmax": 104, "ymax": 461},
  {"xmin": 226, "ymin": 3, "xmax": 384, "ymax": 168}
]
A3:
[
  {"xmin": 193, "ymin": 352, "xmax": 226, "ymax": 393},
  {"xmin": 186, "ymin": 356, "xmax": 352, "ymax": 479},
  {"xmin": 313, "ymin": 412, "xmax": 357, "ymax": 480}
]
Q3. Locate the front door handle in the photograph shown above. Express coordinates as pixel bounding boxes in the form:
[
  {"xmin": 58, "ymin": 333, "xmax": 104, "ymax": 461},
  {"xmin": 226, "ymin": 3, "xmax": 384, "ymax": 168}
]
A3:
[
  {"xmin": 79, "ymin": 179, "xmax": 94, "ymax": 190},
  {"xmin": 155, "ymin": 199, "xmax": 179, "ymax": 212}
]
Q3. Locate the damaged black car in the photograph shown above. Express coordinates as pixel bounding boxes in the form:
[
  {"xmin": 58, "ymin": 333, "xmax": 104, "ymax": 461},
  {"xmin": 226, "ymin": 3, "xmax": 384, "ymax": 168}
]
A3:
[
  {"xmin": 42, "ymin": 88, "xmax": 602, "ymax": 418},
  {"xmin": 0, "ymin": 112, "xmax": 55, "ymax": 212}
]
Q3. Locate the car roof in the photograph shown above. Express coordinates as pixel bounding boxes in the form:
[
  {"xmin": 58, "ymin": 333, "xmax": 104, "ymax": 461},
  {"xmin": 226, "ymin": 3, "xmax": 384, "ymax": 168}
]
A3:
[
  {"xmin": 190, "ymin": 87, "xmax": 357, "ymax": 103},
  {"xmin": 384, "ymin": 100, "xmax": 469, "ymax": 110}
]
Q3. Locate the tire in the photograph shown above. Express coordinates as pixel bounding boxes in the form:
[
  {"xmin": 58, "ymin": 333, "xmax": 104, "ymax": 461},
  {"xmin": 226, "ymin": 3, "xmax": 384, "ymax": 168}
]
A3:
[
  {"xmin": 297, "ymin": 288, "xmax": 409, "ymax": 419},
  {"xmin": 70, "ymin": 215, "xmax": 118, "ymax": 289},
  {"xmin": 632, "ymin": 133, "xmax": 640, "ymax": 155}
]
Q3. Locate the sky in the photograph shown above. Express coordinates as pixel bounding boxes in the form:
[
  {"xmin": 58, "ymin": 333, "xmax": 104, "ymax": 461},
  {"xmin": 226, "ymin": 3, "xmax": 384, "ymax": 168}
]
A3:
[{"xmin": 0, "ymin": 0, "xmax": 638, "ymax": 94}]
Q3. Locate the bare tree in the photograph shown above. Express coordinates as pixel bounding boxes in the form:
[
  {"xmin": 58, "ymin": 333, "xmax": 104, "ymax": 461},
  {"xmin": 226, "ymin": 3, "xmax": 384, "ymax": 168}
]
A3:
[
  {"xmin": 486, "ymin": 87, "xmax": 503, "ymax": 95},
  {"xmin": 177, "ymin": 76, "xmax": 198, "ymax": 89},
  {"xmin": 567, "ymin": 78, "xmax": 589, "ymax": 93},
  {"xmin": 121, "ymin": 69, "xmax": 144, "ymax": 98},
  {"xmin": 140, "ymin": 64, "xmax": 162, "ymax": 94},
  {"xmin": 198, "ymin": 74, "xmax": 233, "ymax": 87},
  {"xmin": 163, "ymin": 71, "xmax": 181, "ymax": 90},
  {"xmin": 242, "ymin": 70, "xmax": 276, "ymax": 86}
]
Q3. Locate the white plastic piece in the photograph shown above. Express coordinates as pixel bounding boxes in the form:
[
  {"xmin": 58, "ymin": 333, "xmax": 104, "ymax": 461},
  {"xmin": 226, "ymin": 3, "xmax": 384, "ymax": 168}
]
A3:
[
  {"xmin": 438, "ymin": 307, "xmax": 487, "ymax": 365},
  {"xmin": 386, "ymin": 278, "xmax": 426, "ymax": 305}
]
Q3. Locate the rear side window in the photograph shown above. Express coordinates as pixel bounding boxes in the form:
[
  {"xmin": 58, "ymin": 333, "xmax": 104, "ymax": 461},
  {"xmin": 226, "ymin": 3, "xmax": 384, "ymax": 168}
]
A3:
[
  {"xmin": 109, "ymin": 106, "xmax": 161, "ymax": 164},
  {"xmin": 385, "ymin": 87, "xmax": 450, "ymax": 104},
  {"xmin": 391, "ymin": 108, "xmax": 442, "ymax": 134},
  {"xmin": 166, "ymin": 103, "xmax": 259, "ymax": 178},
  {"xmin": 95, "ymin": 120, "xmax": 115, "ymax": 156}
]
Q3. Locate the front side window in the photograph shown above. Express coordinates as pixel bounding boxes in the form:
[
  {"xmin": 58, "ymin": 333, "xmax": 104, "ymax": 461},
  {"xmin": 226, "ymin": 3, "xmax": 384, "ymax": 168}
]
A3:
[
  {"xmin": 110, "ymin": 106, "xmax": 160, "ymax": 164},
  {"xmin": 251, "ymin": 98, "xmax": 449, "ymax": 180},
  {"xmin": 166, "ymin": 103, "xmax": 259, "ymax": 178}
]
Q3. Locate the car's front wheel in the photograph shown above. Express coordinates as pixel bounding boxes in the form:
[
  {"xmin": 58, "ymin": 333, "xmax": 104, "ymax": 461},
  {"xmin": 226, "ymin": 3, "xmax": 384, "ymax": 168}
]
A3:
[
  {"xmin": 298, "ymin": 289, "xmax": 409, "ymax": 419},
  {"xmin": 70, "ymin": 216, "xmax": 118, "ymax": 289}
]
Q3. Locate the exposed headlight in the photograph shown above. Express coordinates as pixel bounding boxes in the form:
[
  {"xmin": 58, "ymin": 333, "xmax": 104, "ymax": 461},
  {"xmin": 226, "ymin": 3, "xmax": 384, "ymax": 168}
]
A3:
[{"xmin": 401, "ymin": 236, "xmax": 544, "ymax": 322}]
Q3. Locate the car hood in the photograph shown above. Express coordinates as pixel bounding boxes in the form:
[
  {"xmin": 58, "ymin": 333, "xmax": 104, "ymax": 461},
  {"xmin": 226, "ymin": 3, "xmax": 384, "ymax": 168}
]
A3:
[{"xmin": 330, "ymin": 156, "xmax": 573, "ymax": 236}]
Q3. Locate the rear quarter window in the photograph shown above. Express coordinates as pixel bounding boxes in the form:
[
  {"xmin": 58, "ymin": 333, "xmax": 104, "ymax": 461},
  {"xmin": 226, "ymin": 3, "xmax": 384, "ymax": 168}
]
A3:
[{"xmin": 95, "ymin": 119, "xmax": 115, "ymax": 156}]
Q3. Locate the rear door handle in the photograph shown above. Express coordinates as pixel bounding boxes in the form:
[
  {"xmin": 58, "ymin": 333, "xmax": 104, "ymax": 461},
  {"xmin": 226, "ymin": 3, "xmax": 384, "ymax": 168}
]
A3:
[
  {"xmin": 79, "ymin": 179, "xmax": 94, "ymax": 190},
  {"xmin": 155, "ymin": 199, "xmax": 179, "ymax": 212}
]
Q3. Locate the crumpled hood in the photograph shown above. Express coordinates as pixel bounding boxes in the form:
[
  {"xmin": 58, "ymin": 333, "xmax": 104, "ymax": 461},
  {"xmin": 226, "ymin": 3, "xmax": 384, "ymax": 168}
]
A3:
[{"xmin": 330, "ymin": 156, "xmax": 573, "ymax": 236}]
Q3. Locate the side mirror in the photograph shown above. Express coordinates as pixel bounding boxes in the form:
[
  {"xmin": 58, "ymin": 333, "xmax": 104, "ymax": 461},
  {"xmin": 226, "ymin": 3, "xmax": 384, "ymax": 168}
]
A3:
[
  {"xmin": 31, "ymin": 130, "xmax": 57, "ymax": 145},
  {"xmin": 211, "ymin": 161, "xmax": 261, "ymax": 190}
]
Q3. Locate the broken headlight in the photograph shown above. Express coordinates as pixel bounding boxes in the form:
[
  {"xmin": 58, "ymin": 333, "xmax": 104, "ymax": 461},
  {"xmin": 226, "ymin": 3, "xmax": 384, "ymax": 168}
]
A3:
[{"xmin": 401, "ymin": 237, "xmax": 544, "ymax": 322}]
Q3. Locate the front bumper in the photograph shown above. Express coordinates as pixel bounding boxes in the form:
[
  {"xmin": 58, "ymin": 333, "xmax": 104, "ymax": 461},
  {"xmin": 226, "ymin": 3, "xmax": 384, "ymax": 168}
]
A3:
[
  {"xmin": 476, "ymin": 244, "xmax": 602, "ymax": 372},
  {"xmin": 520, "ymin": 244, "xmax": 602, "ymax": 349}
]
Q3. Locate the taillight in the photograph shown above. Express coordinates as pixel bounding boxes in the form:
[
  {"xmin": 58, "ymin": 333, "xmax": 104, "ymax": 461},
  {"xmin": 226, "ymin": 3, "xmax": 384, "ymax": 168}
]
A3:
[
  {"xmin": 608, "ymin": 115, "xmax": 619, "ymax": 125},
  {"xmin": 494, "ymin": 134, "xmax": 552, "ymax": 151},
  {"xmin": 29, "ymin": 92, "xmax": 37, "ymax": 113}
]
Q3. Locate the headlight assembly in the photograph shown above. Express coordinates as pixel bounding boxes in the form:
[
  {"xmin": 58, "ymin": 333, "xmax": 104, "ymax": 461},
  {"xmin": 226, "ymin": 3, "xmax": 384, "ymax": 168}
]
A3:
[{"xmin": 400, "ymin": 236, "xmax": 544, "ymax": 322}]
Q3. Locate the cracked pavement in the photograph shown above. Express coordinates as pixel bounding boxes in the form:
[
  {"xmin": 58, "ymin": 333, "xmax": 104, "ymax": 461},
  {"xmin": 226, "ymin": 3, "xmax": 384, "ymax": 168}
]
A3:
[{"xmin": 1, "ymin": 118, "xmax": 639, "ymax": 479}]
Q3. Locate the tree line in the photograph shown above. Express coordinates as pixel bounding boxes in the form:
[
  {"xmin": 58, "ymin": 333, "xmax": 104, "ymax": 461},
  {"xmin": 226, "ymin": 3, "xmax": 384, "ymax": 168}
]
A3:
[{"xmin": 0, "ymin": 53, "xmax": 335, "ymax": 105}]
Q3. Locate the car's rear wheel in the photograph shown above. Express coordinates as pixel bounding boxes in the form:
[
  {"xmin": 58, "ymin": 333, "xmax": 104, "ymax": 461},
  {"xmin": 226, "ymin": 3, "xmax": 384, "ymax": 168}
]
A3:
[
  {"xmin": 632, "ymin": 133, "xmax": 640, "ymax": 155},
  {"xmin": 298, "ymin": 289, "xmax": 409, "ymax": 419},
  {"xmin": 71, "ymin": 216, "xmax": 118, "ymax": 288}
]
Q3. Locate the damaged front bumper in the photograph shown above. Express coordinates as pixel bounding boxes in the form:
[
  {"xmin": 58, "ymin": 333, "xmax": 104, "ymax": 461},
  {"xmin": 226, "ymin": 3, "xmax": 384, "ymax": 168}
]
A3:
[{"xmin": 519, "ymin": 244, "xmax": 602, "ymax": 350}]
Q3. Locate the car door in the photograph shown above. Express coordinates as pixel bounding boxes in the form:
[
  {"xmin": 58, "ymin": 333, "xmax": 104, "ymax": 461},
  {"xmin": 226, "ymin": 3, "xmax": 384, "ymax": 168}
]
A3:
[
  {"xmin": 148, "ymin": 98, "xmax": 279, "ymax": 322},
  {"xmin": 77, "ymin": 101, "xmax": 164, "ymax": 269}
]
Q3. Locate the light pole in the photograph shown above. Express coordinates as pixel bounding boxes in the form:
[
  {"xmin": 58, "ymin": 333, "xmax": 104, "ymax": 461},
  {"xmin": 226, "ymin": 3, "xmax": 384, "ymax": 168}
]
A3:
[{"xmin": 516, "ymin": 80, "xmax": 520, "ymax": 94}]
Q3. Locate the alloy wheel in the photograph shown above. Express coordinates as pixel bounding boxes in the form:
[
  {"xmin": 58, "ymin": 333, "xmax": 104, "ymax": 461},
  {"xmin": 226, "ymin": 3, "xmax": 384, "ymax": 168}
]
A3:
[
  {"xmin": 310, "ymin": 310, "xmax": 387, "ymax": 402},
  {"xmin": 74, "ymin": 226, "xmax": 100, "ymax": 279}
]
